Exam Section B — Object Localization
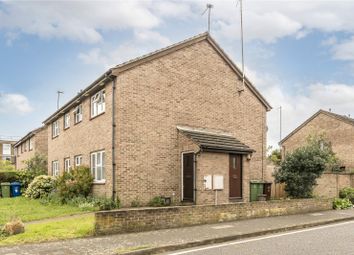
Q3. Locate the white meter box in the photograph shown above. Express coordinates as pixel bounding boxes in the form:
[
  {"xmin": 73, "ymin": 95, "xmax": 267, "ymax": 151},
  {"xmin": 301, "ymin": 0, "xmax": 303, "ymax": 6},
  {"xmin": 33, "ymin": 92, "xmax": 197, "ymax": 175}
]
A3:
[
  {"xmin": 203, "ymin": 175, "xmax": 212, "ymax": 190},
  {"xmin": 213, "ymin": 175, "xmax": 224, "ymax": 190}
]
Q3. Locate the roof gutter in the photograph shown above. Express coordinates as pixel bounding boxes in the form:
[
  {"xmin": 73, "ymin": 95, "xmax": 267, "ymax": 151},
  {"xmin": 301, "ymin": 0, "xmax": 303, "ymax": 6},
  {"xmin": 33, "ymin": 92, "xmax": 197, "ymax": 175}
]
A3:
[{"xmin": 42, "ymin": 69, "xmax": 113, "ymax": 124}]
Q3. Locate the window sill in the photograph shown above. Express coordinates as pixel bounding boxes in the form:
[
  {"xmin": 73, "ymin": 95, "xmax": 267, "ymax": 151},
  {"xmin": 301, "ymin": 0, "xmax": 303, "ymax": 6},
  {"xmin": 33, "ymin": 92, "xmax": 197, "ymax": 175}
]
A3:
[
  {"xmin": 74, "ymin": 120, "xmax": 82, "ymax": 126},
  {"xmin": 52, "ymin": 135, "xmax": 59, "ymax": 139},
  {"xmin": 90, "ymin": 112, "xmax": 105, "ymax": 121},
  {"xmin": 64, "ymin": 126, "xmax": 70, "ymax": 130},
  {"xmin": 93, "ymin": 180, "xmax": 106, "ymax": 185}
]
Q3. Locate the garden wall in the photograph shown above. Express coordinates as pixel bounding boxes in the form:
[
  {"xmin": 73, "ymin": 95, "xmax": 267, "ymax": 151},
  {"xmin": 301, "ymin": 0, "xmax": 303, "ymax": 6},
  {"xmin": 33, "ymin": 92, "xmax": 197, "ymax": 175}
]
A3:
[
  {"xmin": 314, "ymin": 172, "xmax": 354, "ymax": 198},
  {"xmin": 95, "ymin": 198, "xmax": 332, "ymax": 235}
]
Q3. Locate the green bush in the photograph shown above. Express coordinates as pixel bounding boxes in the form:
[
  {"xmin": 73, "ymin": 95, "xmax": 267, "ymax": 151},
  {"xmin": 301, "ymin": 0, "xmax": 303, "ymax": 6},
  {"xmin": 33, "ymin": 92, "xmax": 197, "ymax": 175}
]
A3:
[
  {"xmin": 56, "ymin": 166, "xmax": 93, "ymax": 202},
  {"xmin": 333, "ymin": 198, "xmax": 353, "ymax": 209},
  {"xmin": 131, "ymin": 197, "xmax": 142, "ymax": 207},
  {"xmin": 0, "ymin": 160, "xmax": 17, "ymax": 183},
  {"xmin": 66, "ymin": 195, "xmax": 120, "ymax": 211},
  {"xmin": 339, "ymin": 187, "xmax": 354, "ymax": 203},
  {"xmin": 17, "ymin": 153, "xmax": 48, "ymax": 189},
  {"xmin": 274, "ymin": 134, "xmax": 339, "ymax": 198},
  {"xmin": 0, "ymin": 171, "xmax": 18, "ymax": 183},
  {"xmin": 24, "ymin": 175, "xmax": 56, "ymax": 199},
  {"xmin": 148, "ymin": 196, "xmax": 165, "ymax": 207}
]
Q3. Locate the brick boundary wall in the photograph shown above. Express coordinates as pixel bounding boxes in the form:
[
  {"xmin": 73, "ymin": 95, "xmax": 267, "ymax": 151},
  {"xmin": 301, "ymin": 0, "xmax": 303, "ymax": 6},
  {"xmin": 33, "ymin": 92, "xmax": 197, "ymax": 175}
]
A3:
[{"xmin": 95, "ymin": 199, "xmax": 333, "ymax": 235}]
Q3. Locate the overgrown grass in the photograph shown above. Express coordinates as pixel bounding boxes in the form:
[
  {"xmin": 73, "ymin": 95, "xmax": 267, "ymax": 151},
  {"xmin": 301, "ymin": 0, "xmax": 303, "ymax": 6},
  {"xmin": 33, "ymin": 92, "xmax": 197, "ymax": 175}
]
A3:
[
  {"xmin": 0, "ymin": 215, "xmax": 94, "ymax": 246},
  {"xmin": 0, "ymin": 197, "xmax": 95, "ymax": 225}
]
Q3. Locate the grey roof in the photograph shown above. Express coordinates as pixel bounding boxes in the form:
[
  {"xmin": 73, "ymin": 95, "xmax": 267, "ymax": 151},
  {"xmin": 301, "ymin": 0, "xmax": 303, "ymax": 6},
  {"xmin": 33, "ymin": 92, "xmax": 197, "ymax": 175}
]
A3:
[
  {"xmin": 178, "ymin": 126, "xmax": 254, "ymax": 154},
  {"xmin": 14, "ymin": 126, "xmax": 45, "ymax": 147}
]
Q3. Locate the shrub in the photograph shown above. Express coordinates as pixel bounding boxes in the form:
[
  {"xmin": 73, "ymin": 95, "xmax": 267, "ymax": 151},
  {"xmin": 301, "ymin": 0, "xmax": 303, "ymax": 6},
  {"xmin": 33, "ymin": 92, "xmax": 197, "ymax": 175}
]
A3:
[
  {"xmin": 339, "ymin": 187, "xmax": 354, "ymax": 203},
  {"xmin": 2, "ymin": 217, "xmax": 25, "ymax": 236},
  {"xmin": 56, "ymin": 166, "xmax": 93, "ymax": 202},
  {"xmin": 131, "ymin": 197, "xmax": 142, "ymax": 207},
  {"xmin": 148, "ymin": 196, "xmax": 165, "ymax": 207},
  {"xmin": 17, "ymin": 153, "xmax": 48, "ymax": 189},
  {"xmin": 274, "ymin": 134, "xmax": 339, "ymax": 198},
  {"xmin": 333, "ymin": 198, "xmax": 353, "ymax": 209},
  {"xmin": 24, "ymin": 175, "xmax": 56, "ymax": 199},
  {"xmin": 0, "ymin": 171, "xmax": 18, "ymax": 183},
  {"xmin": 67, "ymin": 196, "xmax": 120, "ymax": 211}
]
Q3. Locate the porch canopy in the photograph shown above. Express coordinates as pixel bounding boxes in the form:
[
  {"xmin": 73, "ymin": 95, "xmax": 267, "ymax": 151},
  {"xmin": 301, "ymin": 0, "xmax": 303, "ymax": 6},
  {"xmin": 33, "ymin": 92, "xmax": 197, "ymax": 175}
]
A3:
[{"xmin": 178, "ymin": 126, "xmax": 255, "ymax": 155}]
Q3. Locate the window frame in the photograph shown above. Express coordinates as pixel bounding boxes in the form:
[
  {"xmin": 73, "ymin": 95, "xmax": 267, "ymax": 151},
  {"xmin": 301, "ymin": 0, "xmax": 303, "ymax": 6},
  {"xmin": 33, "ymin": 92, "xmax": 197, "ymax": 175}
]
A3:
[
  {"xmin": 52, "ymin": 120, "xmax": 60, "ymax": 138},
  {"xmin": 64, "ymin": 113, "xmax": 70, "ymax": 129},
  {"xmin": 29, "ymin": 138, "xmax": 33, "ymax": 151},
  {"xmin": 90, "ymin": 89, "xmax": 105, "ymax": 118},
  {"xmin": 74, "ymin": 155, "xmax": 82, "ymax": 167},
  {"xmin": 74, "ymin": 104, "xmax": 83, "ymax": 124},
  {"xmin": 90, "ymin": 150, "xmax": 105, "ymax": 183},
  {"xmin": 64, "ymin": 158, "xmax": 71, "ymax": 172},
  {"xmin": 52, "ymin": 161, "xmax": 59, "ymax": 176}
]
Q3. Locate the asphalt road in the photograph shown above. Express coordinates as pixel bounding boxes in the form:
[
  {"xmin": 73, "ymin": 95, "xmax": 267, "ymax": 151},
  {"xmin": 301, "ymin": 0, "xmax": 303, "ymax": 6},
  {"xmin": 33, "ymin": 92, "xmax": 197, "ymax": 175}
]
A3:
[{"xmin": 166, "ymin": 220, "xmax": 354, "ymax": 255}]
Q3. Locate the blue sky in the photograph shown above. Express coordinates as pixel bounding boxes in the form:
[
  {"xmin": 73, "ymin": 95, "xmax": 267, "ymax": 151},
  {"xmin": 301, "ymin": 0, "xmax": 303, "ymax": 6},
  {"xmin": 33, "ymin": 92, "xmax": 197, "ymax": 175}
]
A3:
[{"xmin": 1, "ymin": 0, "xmax": 354, "ymax": 147}]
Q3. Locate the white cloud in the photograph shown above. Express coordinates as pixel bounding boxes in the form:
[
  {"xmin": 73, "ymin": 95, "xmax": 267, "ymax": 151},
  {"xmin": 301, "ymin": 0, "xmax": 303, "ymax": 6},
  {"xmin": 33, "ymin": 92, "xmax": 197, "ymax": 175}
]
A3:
[
  {"xmin": 332, "ymin": 36, "xmax": 354, "ymax": 61},
  {"xmin": 0, "ymin": 1, "xmax": 162, "ymax": 43},
  {"xmin": 78, "ymin": 30, "xmax": 171, "ymax": 68},
  {"xmin": 0, "ymin": 92, "xmax": 33, "ymax": 114},
  {"xmin": 245, "ymin": 68, "xmax": 354, "ymax": 148}
]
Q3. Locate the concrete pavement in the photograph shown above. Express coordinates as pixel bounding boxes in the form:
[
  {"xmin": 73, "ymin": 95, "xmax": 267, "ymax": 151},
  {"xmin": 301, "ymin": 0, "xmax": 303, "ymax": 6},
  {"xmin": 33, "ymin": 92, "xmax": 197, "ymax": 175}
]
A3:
[{"xmin": 0, "ymin": 209, "xmax": 354, "ymax": 255}]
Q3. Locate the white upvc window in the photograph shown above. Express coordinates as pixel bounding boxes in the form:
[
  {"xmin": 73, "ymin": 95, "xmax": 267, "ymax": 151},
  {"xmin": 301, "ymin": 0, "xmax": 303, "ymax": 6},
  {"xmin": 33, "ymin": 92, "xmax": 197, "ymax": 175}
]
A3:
[
  {"xmin": 2, "ymin": 144, "xmax": 11, "ymax": 155},
  {"xmin": 29, "ymin": 138, "xmax": 33, "ymax": 151},
  {"xmin": 91, "ymin": 90, "xmax": 105, "ymax": 118},
  {"xmin": 74, "ymin": 104, "xmax": 83, "ymax": 124},
  {"xmin": 64, "ymin": 113, "xmax": 70, "ymax": 129},
  {"xmin": 52, "ymin": 120, "xmax": 59, "ymax": 137},
  {"xmin": 74, "ymin": 155, "xmax": 82, "ymax": 167},
  {"xmin": 90, "ymin": 150, "xmax": 105, "ymax": 183},
  {"xmin": 64, "ymin": 158, "xmax": 71, "ymax": 172},
  {"xmin": 52, "ymin": 161, "xmax": 59, "ymax": 176}
]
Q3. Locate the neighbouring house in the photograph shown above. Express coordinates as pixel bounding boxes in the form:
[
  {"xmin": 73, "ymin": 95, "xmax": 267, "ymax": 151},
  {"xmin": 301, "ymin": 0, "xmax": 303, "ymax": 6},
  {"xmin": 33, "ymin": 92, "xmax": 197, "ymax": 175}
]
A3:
[
  {"xmin": 0, "ymin": 139, "xmax": 16, "ymax": 164},
  {"xmin": 280, "ymin": 109, "xmax": 354, "ymax": 170},
  {"xmin": 42, "ymin": 32, "xmax": 271, "ymax": 207},
  {"xmin": 279, "ymin": 109, "xmax": 354, "ymax": 198},
  {"xmin": 14, "ymin": 126, "xmax": 48, "ymax": 170}
]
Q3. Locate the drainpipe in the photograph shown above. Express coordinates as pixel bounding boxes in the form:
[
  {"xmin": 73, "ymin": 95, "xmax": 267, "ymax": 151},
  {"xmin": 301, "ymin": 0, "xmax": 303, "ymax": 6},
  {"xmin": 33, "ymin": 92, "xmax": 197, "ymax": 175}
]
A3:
[
  {"xmin": 111, "ymin": 75, "xmax": 117, "ymax": 201},
  {"xmin": 194, "ymin": 148, "xmax": 202, "ymax": 205}
]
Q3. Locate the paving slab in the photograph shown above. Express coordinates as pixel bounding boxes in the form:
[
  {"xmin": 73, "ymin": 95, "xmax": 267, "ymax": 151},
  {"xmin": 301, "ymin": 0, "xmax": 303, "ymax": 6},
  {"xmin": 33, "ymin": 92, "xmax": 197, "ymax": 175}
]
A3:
[{"xmin": 1, "ymin": 209, "xmax": 354, "ymax": 255}]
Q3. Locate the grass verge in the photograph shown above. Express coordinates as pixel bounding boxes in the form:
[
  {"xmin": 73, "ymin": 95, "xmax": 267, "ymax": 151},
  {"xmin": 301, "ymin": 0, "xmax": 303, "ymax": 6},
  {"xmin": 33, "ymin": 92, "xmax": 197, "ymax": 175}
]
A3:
[
  {"xmin": 0, "ymin": 214, "xmax": 94, "ymax": 246},
  {"xmin": 0, "ymin": 197, "xmax": 94, "ymax": 224}
]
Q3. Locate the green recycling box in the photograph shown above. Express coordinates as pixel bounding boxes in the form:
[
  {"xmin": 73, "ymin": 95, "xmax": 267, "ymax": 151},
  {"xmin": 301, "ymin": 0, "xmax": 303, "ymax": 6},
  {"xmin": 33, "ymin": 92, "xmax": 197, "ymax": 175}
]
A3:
[{"xmin": 1, "ymin": 182, "xmax": 11, "ymax": 198}]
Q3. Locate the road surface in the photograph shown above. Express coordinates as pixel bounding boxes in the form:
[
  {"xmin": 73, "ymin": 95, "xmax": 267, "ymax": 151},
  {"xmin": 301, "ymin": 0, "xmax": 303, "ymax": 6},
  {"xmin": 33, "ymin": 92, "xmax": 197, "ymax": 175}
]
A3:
[{"xmin": 166, "ymin": 220, "xmax": 354, "ymax": 255}]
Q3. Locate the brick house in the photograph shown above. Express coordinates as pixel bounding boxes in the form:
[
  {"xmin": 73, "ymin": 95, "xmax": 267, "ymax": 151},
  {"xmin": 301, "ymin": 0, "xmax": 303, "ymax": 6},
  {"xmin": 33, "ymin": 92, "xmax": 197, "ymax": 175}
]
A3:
[
  {"xmin": 43, "ymin": 33, "xmax": 271, "ymax": 206},
  {"xmin": 280, "ymin": 109, "xmax": 354, "ymax": 170},
  {"xmin": 14, "ymin": 126, "xmax": 48, "ymax": 170},
  {"xmin": 0, "ymin": 139, "xmax": 16, "ymax": 164}
]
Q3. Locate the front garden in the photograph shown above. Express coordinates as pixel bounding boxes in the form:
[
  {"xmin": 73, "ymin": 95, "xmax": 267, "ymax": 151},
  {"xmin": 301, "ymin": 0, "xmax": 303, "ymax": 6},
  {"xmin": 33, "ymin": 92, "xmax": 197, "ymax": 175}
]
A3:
[{"xmin": 0, "ymin": 154, "xmax": 119, "ymax": 245}]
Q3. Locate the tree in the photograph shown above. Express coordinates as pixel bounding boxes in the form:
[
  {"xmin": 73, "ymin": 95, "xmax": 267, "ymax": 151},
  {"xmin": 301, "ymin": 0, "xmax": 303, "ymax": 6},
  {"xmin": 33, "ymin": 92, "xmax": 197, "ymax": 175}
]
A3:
[
  {"xmin": 17, "ymin": 153, "xmax": 48, "ymax": 188},
  {"xmin": 0, "ymin": 160, "xmax": 16, "ymax": 172},
  {"xmin": 274, "ymin": 134, "xmax": 339, "ymax": 198},
  {"xmin": 267, "ymin": 148, "xmax": 281, "ymax": 166}
]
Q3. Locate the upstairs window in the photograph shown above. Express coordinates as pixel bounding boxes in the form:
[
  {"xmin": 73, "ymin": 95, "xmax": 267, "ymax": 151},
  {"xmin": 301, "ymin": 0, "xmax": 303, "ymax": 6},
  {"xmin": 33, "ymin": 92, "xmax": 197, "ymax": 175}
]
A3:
[
  {"xmin": 91, "ymin": 90, "xmax": 105, "ymax": 118},
  {"xmin": 74, "ymin": 104, "xmax": 83, "ymax": 124},
  {"xmin": 64, "ymin": 158, "xmax": 71, "ymax": 172},
  {"xmin": 52, "ymin": 120, "xmax": 59, "ymax": 138},
  {"xmin": 29, "ymin": 138, "xmax": 33, "ymax": 151},
  {"xmin": 91, "ymin": 150, "xmax": 105, "ymax": 182},
  {"xmin": 52, "ymin": 161, "xmax": 59, "ymax": 176},
  {"xmin": 74, "ymin": 155, "xmax": 82, "ymax": 167},
  {"xmin": 64, "ymin": 113, "xmax": 70, "ymax": 129}
]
